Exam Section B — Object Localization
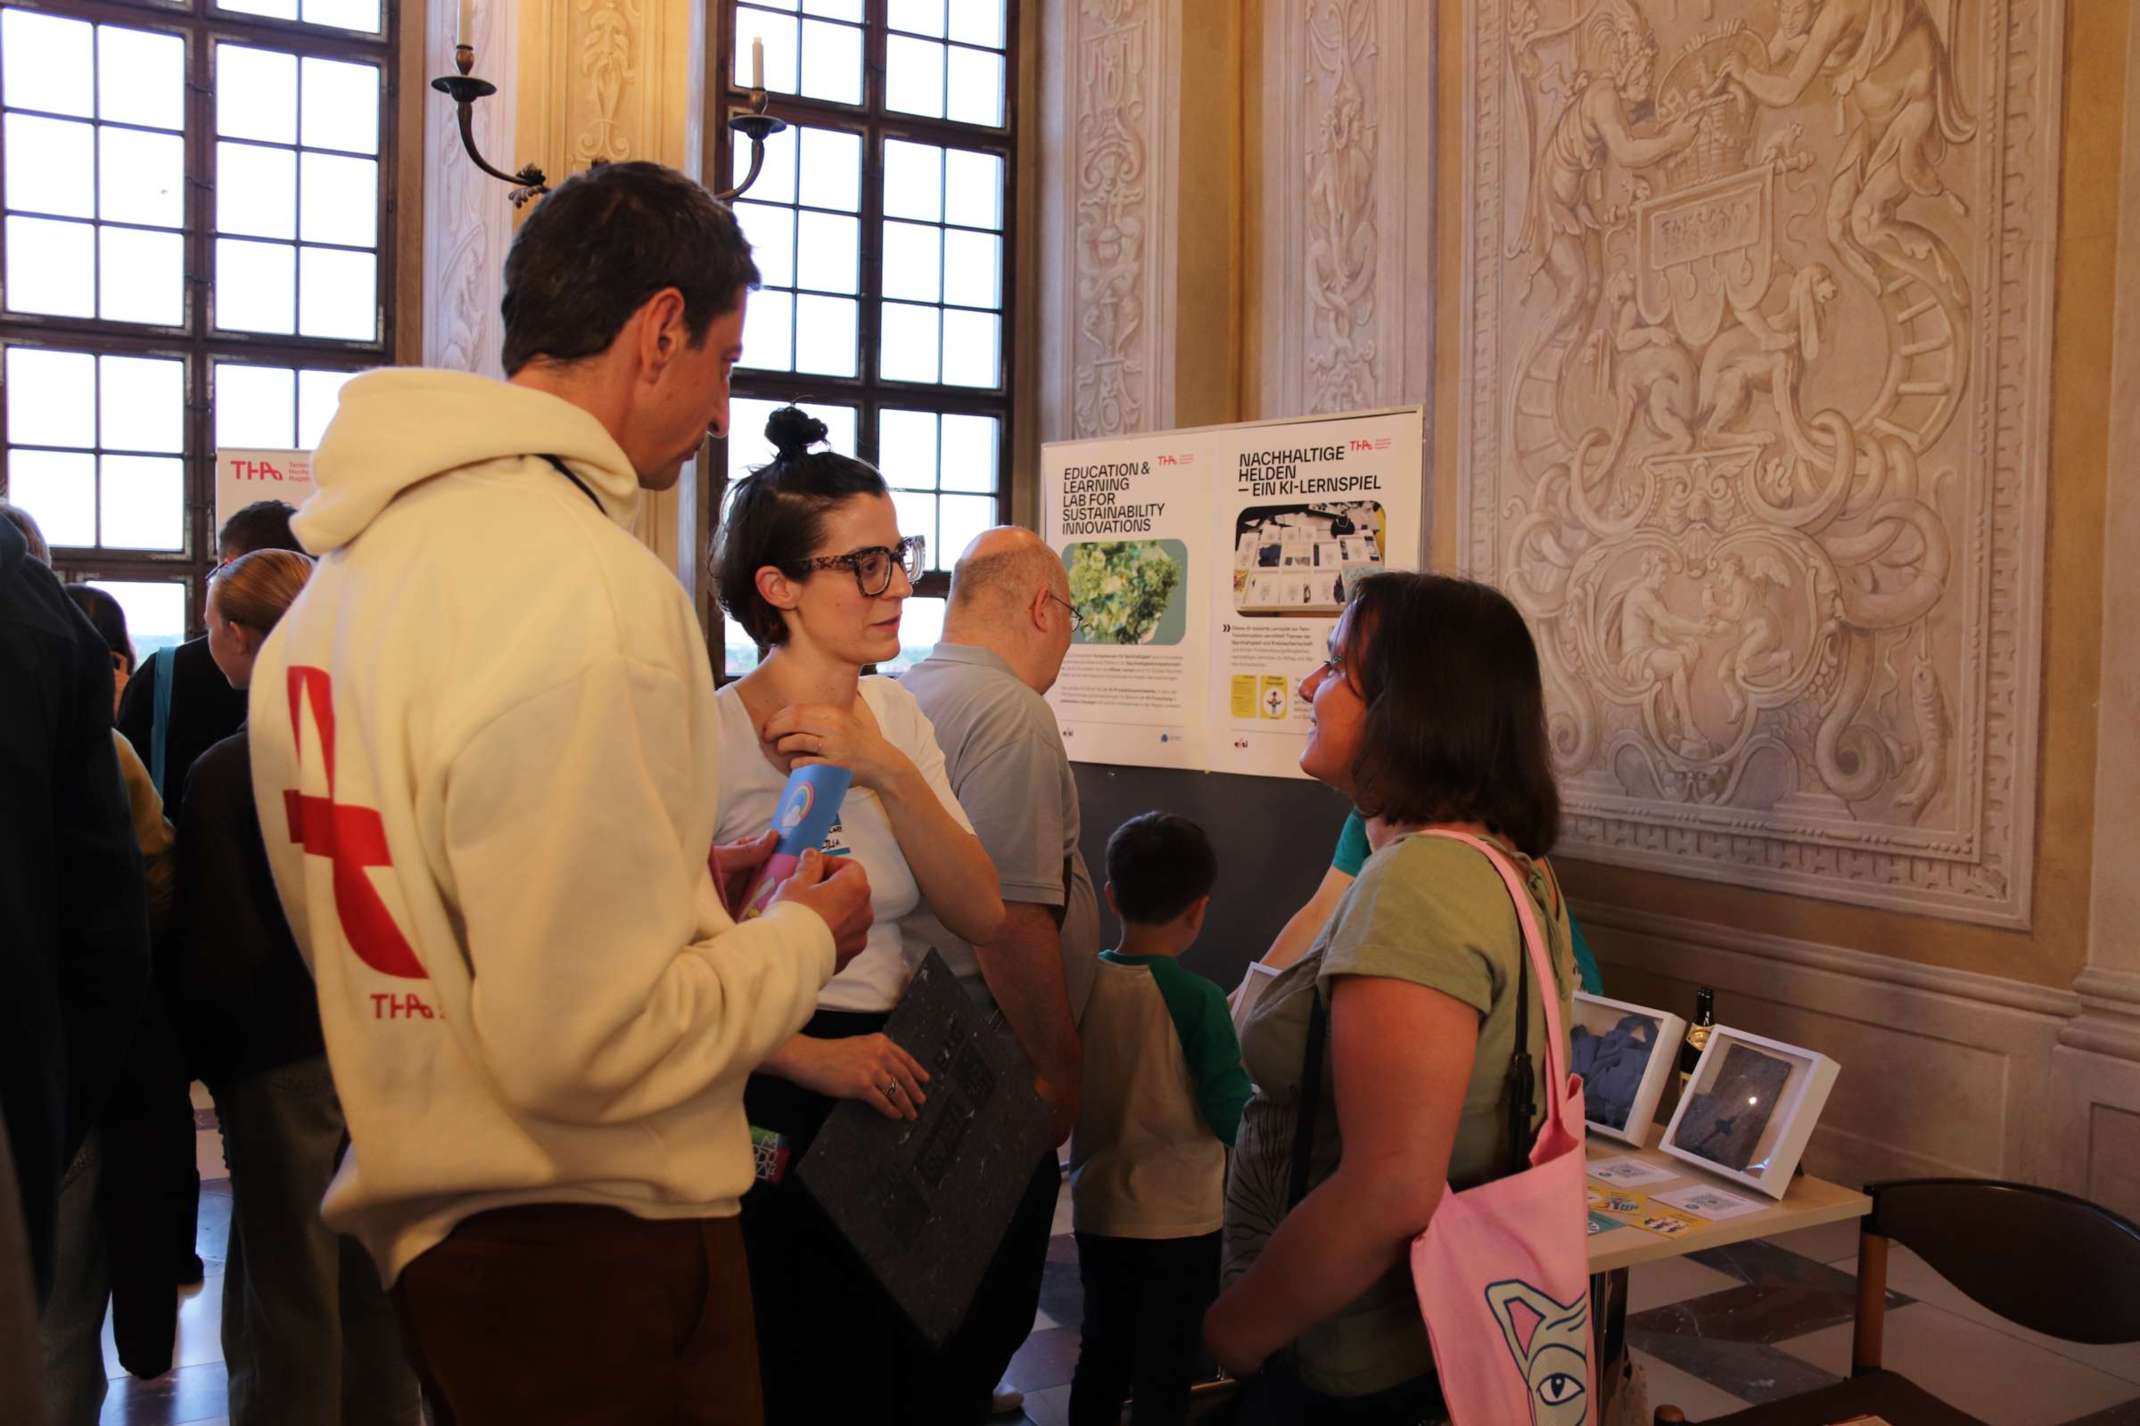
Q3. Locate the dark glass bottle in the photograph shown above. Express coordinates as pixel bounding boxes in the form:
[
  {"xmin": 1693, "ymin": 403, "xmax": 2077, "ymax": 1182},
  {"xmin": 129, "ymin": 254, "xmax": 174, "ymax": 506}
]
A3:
[{"xmin": 1678, "ymin": 986, "xmax": 1716, "ymax": 1084}]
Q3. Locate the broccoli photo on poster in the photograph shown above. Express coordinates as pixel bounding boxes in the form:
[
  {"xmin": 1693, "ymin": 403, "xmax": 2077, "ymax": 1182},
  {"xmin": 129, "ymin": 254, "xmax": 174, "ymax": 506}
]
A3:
[{"xmin": 1064, "ymin": 539, "xmax": 1189, "ymax": 646}]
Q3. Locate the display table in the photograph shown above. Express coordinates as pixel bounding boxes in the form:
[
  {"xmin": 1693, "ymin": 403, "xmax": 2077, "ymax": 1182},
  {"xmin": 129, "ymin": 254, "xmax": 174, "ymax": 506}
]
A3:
[
  {"xmin": 1186, "ymin": 1135, "xmax": 1872, "ymax": 1421},
  {"xmin": 1587, "ymin": 1131, "xmax": 1872, "ymax": 1273},
  {"xmin": 1587, "ymin": 1129, "xmax": 1872, "ymax": 1420}
]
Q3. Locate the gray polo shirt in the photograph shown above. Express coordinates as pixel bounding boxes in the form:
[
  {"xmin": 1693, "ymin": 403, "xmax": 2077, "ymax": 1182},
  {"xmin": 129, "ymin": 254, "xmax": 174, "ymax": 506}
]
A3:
[{"xmin": 898, "ymin": 642, "xmax": 1100, "ymax": 1024}]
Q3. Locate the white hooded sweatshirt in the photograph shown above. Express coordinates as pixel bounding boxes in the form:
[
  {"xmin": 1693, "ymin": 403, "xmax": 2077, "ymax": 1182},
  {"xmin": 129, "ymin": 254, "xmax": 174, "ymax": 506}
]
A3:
[{"xmin": 248, "ymin": 368, "xmax": 834, "ymax": 1284}]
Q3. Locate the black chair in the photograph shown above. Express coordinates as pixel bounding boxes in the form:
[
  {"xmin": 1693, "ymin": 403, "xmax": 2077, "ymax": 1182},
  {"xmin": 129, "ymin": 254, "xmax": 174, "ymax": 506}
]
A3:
[{"xmin": 1654, "ymin": 1179, "xmax": 2140, "ymax": 1426}]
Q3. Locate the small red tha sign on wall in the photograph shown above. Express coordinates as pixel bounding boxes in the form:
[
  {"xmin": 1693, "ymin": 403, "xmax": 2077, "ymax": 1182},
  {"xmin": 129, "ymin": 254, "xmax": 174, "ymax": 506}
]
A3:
[{"xmin": 215, "ymin": 448, "xmax": 314, "ymax": 533}]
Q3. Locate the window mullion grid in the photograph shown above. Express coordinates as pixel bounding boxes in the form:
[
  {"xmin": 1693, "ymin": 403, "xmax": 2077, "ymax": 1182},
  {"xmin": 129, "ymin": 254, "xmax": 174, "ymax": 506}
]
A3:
[
  {"xmin": 933, "ymin": 145, "xmax": 947, "ymax": 386},
  {"xmin": 200, "ymin": 11, "xmax": 391, "ymax": 64},
  {"xmin": 994, "ymin": 0, "xmax": 1017, "ymax": 527},
  {"xmin": 712, "ymin": 0, "xmax": 1016, "ymax": 655},
  {"xmin": 189, "ymin": 16, "xmax": 217, "ymax": 592},
  {"xmin": 13, "ymin": 0, "xmax": 391, "ymax": 59},
  {"xmin": 89, "ymin": 22, "xmax": 104, "ymax": 332},
  {"xmin": 290, "ymin": 56, "xmax": 305, "ymax": 342},
  {"xmin": 0, "ymin": 0, "xmax": 395, "ymax": 615},
  {"xmin": 858, "ymin": 2, "xmax": 889, "ymax": 408}
]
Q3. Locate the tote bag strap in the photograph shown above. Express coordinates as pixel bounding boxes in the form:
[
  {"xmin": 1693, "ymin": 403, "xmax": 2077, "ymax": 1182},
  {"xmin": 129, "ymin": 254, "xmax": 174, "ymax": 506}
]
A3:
[
  {"xmin": 1286, "ymin": 977, "xmax": 1330, "ymax": 1210},
  {"xmin": 149, "ymin": 644, "xmax": 176, "ymax": 798},
  {"xmin": 1414, "ymin": 831, "xmax": 1572, "ymax": 1114},
  {"xmin": 1286, "ymin": 829, "xmax": 1569, "ymax": 1206}
]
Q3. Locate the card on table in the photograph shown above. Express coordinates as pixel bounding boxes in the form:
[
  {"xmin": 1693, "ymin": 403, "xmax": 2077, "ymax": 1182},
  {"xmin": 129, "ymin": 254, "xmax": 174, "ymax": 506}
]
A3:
[
  {"xmin": 1587, "ymin": 1181, "xmax": 1705, "ymax": 1237},
  {"xmin": 1637, "ymin": 1210, "xmax": 1699, "ymax": 1237},
  {"xmin": 1588, "ymin": 1184, "xmax": 1648, "ymax": 1217},
  {"xmin": 1653, "ymin": 1183, "xmax": 1765, "ymax": 1221},
  {"xmin": 1587, "ymin": 1155, "xmax": 1679, "ymax": 1188}
]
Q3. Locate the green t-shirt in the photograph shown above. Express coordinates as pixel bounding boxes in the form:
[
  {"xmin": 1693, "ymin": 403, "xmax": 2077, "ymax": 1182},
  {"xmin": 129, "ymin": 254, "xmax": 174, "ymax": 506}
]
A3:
[
  {"xmin": 1223, "ymin": 832, "xmax": 1576, "ymax": 1399},
  {"xmin": 1329, "ymin": 810, "xmax": 1601, "ymax": 994}
]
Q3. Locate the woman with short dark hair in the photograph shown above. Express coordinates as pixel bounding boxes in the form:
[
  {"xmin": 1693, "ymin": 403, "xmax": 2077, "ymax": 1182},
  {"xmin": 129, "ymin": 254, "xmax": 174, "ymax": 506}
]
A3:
[
  {"xmin": 1204, "ymin": 572, "xmax": 1578, "ymax": 1424},
  {"xmin": 63, "ymin": 585, "xmax": 132, "ymax": 682},
  {"xmin": 712, "ymin": 405, "xmax": 1004, "ymax": 1422}
]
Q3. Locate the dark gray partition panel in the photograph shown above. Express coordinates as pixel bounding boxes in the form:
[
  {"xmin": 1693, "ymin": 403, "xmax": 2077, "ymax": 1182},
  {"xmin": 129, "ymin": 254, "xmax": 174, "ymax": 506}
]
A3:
[{"xmin": 1073, "ymin": 762, "xmax": 1352, "ymax": 988}]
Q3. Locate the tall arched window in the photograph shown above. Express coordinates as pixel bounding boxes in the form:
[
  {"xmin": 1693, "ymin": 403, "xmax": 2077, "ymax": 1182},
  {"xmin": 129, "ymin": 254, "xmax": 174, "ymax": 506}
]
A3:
[
  {"xmin": 0, "ymin": 0, "xmax": 403, "ymax": 655},
  {"xmin": 711, "ymin": 0, "xmax": 1016, "ymax": 674}
]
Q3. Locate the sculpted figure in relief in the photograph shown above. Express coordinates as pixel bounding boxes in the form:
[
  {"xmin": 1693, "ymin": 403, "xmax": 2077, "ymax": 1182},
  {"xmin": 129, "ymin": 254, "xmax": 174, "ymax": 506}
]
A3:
[
  {"xmin": 1305, "ymin": 37, "xmax": 1378, "ymax": 412},
  {"xmin": 1586, "ymin": 271, "xmax": 1698, "ymax": 455},
  {"xmin": 1516, "ymin": 1, "xmax": 1706, "ymax": 366},
  {"xmin": 1696, "ymin": 262, "xmax": 1839, "ymax": 441},
  {"xmin": 1610, "ymin": 553, "xmax": 1715, "ymax": 757},
  {"xmin": 1712, "ymin": 0, "xmax": 1976, "ymax": 292},
  {"xmin": 1467, "ymin": 0, "xmax": 2048, "ymax": 919},
  {"xmin": 1703, "ymin": 553, "xmax": 1794, "ymax": 719}
]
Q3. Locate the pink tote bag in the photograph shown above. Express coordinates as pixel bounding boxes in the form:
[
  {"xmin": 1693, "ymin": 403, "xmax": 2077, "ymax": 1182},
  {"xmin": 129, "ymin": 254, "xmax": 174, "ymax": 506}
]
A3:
[{"xmin": 1408, "ymin": 831, "xmax": 1592, "ymax": 1426}]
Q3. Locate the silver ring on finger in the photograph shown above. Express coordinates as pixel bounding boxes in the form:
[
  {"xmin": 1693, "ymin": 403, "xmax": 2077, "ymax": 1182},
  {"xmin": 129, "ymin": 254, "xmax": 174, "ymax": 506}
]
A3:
[{"xmin": 880, "ymin": 1081, "xmax": 898, "ymax": 1095}]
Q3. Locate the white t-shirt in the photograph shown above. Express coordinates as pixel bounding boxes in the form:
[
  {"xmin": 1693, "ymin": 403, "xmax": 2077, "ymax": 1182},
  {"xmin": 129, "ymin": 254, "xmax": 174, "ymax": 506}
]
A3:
[{"xmin": 715, "ymin": 676, "xmax": 975, "ymax": 1013}]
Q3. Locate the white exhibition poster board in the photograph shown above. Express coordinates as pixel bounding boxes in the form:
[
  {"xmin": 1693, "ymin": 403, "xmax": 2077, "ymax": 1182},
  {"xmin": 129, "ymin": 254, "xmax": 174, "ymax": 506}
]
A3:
[
  {"xmin": 1041, "ymin": 407, "xmax": 1423, "ymax": 779},
  {"xmin": 215, "ymin": 449, "xmax": 314, "ymax": 533}
]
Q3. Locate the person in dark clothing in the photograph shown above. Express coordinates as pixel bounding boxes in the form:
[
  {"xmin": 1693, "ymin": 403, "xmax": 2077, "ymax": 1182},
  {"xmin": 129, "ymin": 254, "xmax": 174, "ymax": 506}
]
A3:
[
  {"xmin": 174, "ymin": 548, "xmax": 421, "ymax": 1426},
  {"xmin": 107, "ymin": 499, "xmax": 305, "ymax": 1304},
  {"xmin": 0, "ymin": 513, "xmax": 152, "ymax": 1425},
  {"xmin": 0, "ymin": 497, "xmax": 50, "ymax": 563},
  {"xmin": 0, "ymin": 1104, "xmax": 50, "ymax": 1425},
  {"xmin": 60, "ymin": 585, "xmax": 194, "ymax": 1383},
  {"xmin": 65, "ymin": 584, "xmax": 134, "ymax": 685},
  {"xmin": 114, "ymin": 499, "xmax": 302, "ymax": 812}
]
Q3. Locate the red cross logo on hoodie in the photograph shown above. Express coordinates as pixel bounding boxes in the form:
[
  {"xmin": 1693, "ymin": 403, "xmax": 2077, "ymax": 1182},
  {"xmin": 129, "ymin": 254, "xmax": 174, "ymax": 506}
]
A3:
[{"xmin": 283, "ymin": 666, "xmax": 426, "ymax": 979}]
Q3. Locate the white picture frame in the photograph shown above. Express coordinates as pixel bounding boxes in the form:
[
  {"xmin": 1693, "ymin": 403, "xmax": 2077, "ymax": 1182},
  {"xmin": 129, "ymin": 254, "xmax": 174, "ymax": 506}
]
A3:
[
  {"xmin": 1659, "ymin": 1026, "xmax": 1840, "ymax": 1198},
  {"xmin": 1570, "ymin": 992, "xmax": 1687, "ymax": 1148},
  {"xmin": 1231, "ymin": 960, "xmax": 1283, "ymax": 1036}
]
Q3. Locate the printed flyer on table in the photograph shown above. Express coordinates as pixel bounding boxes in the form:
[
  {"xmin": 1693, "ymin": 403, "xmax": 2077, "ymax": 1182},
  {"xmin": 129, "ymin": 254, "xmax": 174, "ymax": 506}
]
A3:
[{"xmin": 1040, "ymin": 408, "xmax": 1424, "ymax": 777}]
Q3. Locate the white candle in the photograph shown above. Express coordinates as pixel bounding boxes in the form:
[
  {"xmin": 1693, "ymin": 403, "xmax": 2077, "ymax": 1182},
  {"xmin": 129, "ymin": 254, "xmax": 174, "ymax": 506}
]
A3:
[
  {"xmin": 456, "ymin": 0, "xmax": 474, "ymax": 48},
  {"xmin": 751, "ymin": 35, "xmax": 765, "ymax": 91}
]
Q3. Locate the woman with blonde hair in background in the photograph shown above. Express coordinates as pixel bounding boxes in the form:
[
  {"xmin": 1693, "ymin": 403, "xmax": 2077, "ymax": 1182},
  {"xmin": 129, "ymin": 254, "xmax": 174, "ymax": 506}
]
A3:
[{"xmin": 173, "ymin": 549, "xmax": 421, "ymax": 1426}]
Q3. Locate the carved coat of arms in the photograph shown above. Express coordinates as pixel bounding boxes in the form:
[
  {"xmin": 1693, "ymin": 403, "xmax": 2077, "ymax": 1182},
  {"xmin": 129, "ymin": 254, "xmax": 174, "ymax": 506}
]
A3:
[{"xmin": 1461, "ymin": 0, "xmax": 2060, "ymax": 925}]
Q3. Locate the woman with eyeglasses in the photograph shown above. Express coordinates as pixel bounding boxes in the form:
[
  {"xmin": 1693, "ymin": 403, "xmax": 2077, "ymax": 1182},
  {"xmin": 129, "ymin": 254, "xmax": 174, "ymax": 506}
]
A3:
[{"xmin": 712, "ymin": 405, "xmax": 1005, "ymax": 1423}]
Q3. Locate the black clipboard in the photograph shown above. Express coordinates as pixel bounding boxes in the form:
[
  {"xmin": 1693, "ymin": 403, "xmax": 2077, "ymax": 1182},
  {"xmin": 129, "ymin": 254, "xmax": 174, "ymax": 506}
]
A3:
[{"xmin": 794, "ymin": 950, "xmax": 1053, "ymax": 1346}]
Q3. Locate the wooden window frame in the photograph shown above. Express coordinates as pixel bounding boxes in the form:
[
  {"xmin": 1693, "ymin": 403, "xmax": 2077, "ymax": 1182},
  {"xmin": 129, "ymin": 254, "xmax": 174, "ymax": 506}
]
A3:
[
  {"xmin": 706, "ymin": 0, "xmax": 1019, "ymax": 671},
  {"xmin": 0, "ymin": 0, "xmax": 405, "ymax": 636}
]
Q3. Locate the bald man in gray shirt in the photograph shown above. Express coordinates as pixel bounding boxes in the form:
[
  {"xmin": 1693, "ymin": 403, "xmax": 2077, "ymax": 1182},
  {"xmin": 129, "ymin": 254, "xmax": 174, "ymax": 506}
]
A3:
[{"xmin": 899, "ymin": 527, "xmax": 1099, "ymax": 1417}]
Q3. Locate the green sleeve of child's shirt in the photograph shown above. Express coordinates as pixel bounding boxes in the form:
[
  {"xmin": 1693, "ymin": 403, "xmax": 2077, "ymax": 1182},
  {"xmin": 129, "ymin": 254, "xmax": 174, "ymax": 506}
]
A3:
[
  {"xmin": 1146, "ymin": 959, "xmax": 1253, "ymax": 1147},
  {"xmin": 1331, "ymin": 809, "xmax": 1370, "ymax": 878},
  {"xmin": 1570, "ymin": 914, "xmax": 1603, "ymax": 994}
]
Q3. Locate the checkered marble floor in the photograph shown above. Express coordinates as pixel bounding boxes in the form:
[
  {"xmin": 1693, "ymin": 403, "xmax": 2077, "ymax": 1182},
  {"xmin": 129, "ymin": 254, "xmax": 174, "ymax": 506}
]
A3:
[
  {"xmin": 96, "ymin": 1110, "xmax": 2140, "ymax": 1425},
  {"xmin": 999, "ymin": 1186, "xmax": 2140, "ymax": 1426}
]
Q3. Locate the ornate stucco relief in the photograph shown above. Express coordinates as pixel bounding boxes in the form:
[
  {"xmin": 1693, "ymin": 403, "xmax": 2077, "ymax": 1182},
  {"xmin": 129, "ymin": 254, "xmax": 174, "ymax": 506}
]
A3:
[
  {"xmin": 1069, "ymin": 0, "xmax": 1156, "ymax": 438},
  {"xmin": 1257, "ymin": 0, "xmax": 1432, "ymax": 496},
  {"xmin": 1460, "ymin": 0, "xmax": 2059, "ymax": 926},
  {"xmin": 422, "ymin": 0, "xmax": 517, "ymax": 377},
  {"xmin": 1302, "ymin": 0, "xmax": 1380, "ymax": 414},
  {"xmin": 521, "ymin": 0, "xmax": 693, "ymax": 182},
  {"xmin": 515, "ymin": 0, "xmax": 695, "ymax": 574}
]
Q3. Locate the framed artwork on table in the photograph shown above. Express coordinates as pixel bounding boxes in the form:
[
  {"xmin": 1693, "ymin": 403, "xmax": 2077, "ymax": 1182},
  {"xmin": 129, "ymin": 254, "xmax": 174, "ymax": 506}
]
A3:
[
  {"xmin": 1660, "ymin": 1026, "xmax": 1840, "ymax": 1198},
  {"xmin": 1570, "ymin": 992, "xmax": 1687, "ymax": 1147}
]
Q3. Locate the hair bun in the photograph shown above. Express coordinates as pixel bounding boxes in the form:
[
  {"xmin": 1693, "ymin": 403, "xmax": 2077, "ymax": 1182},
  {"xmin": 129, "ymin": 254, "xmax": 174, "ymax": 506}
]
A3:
[{"xmin": 764, "ymin": 406, "xmax": 828, "ymax": 460}]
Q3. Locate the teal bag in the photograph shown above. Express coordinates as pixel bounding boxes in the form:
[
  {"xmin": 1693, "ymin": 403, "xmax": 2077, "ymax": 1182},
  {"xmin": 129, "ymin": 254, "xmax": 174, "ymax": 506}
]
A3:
[{"xmin": 148, "ymin": 645, "xmax": 176, "ymax": 798}]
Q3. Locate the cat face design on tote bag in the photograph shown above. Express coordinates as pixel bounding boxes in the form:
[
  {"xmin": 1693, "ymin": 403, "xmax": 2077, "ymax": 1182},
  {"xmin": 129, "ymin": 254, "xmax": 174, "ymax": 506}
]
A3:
[{"xmin": 1485, "ymin": 1280, "xmax": 1591, "ymax": 1426}]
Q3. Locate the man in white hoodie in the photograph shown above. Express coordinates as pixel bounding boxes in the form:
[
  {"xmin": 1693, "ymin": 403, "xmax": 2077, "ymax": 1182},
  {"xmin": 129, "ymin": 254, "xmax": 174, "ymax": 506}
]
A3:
[{"xmin": 248, "ymin": 161, "xmax": 872, "ymax": 1425}]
